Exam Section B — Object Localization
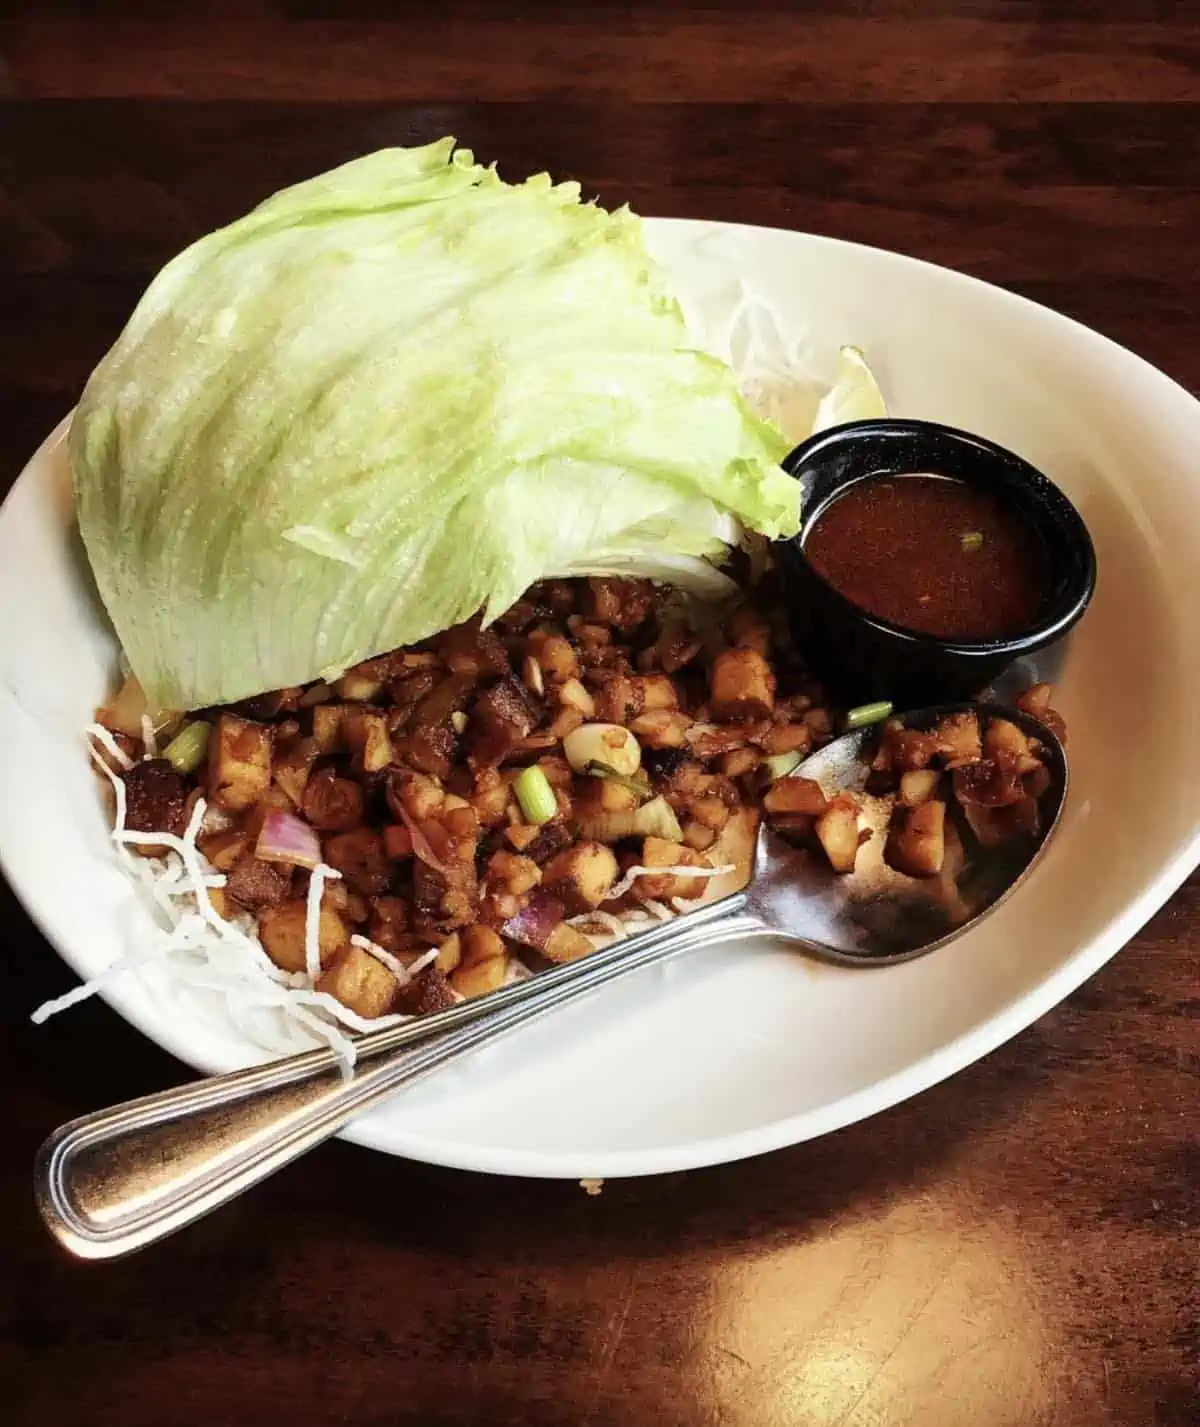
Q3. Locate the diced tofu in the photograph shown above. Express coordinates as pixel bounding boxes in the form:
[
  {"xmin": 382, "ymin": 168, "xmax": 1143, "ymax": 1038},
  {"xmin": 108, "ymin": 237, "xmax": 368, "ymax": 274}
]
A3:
[
  {"xmin": 898, "ymin": 770, "xmax": 941, "ymax": 807},
  {"xmin": 885, "ymin": 800, "xmax": 946, "ymax": 878},
  {"xmin": 629, "ymin": 674, "xmax": 678, "ymax": 712},
  {"xmin": 504, "ymin": 823, "xmax": 541, "ymax": 852},
  {"xmin": 441, "ymin": 804, "xmax": 481, "ymax": 854},
  {"xmin": 197, "ymin": 828, "xmax": 251, "ymax": 872},
  {"xmin": 574, "ymin": 776, "xmax": 641, "ymax": 817},
  {"xmin": 952, "ymin": 759, "xmax": 1026, "ymax": 809},
  {"xmin": 451, "ymin": 955, "xmax": 510, "ymax": 999},
  {"xmin": 871, "ymin": 720, "xmax": 939, "ymax": 777},
  {"xmin": 459, "ymin": 924, "xmax": 507, "ymax": 967},
  {"xmin": 273, "ymin": 734, "xmax": 318, "ymax": 807},
  {"xmin": 542, "ymin": 923, "xmax": 596, "ymax": 964},
  {"xmin": 486, "ymin": 850, "xmax": 542, "ymax": 897},
  {"xmin": 984, "ymin": 717, "xmax": 1044, "ymax": 776},
  {"xmin": 1015, "ymin": 683, "xmax": 1053, "ymax": 718},
  {"xmin": 334, "ymin": 671, "xmax": 384, "ymax": 702},
  {"xmin": 628, "ymin": 709, "xmax": 692, "ymax": 748},
  {"xmin": 710, "ymin": 648, "xmax": 776, "ymax": 722},
  {"xmin": 634, "ymin": 837, "xmax": 710, "ymax": 901},
  {"xmin": 584, "ymin": 576, "xmax": 654, "ymax": 630},
  {"xmin": 527, "ymin": 630, "xmax": 580, "ymax": 685},
  {"xmin": 763, "ymin": 776, "xmax": 828, "ymax": 818},
  {"xmin": 689, "ymin": 796, "xmax": 730, "ymax": 832},
  {"xmin": 931, "ymin": 712, "xmax": 982, "ymax": 765},
  {"xmin": 207, "ymin": 714, "xmax": 272, "ymax": 812},
  {"xmin": 814, "ymin": 795, "xmax": 862, "ymax": 874},
  {"xmin": 761, "ymin": 722, "xmax": 813, "ymax": 757},
  {"xmin": 720, "ymin": 748, "xmax": 760, "ymax": 779},
  {"xmin": 472, "ymin": 768, "xmax": 512, "ymax": 828},
  {"xmin": 342, "ymin": 708, "xmax": 393, "ymax": 774},
  {"xmin": 392, "ymin": 770, "xmax": 445, "ymax": 822},
  {"xmin": 434, "ymin": 933, "xmax": 463, "ymax": 974},
  {"xmin": 258, "ymin": 899, "xmax": 348, "ymax": 974},
  {"xmin": 984, "ymin": 717, "xmax": 1030, "ymax": 762},
  {"xmin": 312, "ymin": 703, "xmax": 352, "ymax": 754},
  {"xmin": 542, "ymin": 841, "xmax": 619, "ymax": 912},
  {"xmin": 316, "ymin": 943, "xmax": 398, "ymax": 1019}
]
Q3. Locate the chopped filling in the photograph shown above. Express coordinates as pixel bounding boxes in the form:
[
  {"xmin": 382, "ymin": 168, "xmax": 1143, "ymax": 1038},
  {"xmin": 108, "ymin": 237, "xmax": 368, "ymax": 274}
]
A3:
[{"xmin": 59, "ymin": 580, "xmax": 1065, "ymax": 1063}]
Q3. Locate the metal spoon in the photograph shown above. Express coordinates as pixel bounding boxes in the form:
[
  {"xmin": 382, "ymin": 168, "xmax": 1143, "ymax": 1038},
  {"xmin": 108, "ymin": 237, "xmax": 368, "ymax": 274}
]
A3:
[{"xmin": 34, "ymin": 701, "xmax": 1066, "ymax": 1259}]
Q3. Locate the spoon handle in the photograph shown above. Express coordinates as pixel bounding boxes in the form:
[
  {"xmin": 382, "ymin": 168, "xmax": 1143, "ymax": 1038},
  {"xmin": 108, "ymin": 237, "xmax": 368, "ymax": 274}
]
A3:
[{"xmin": 35, "ymin": 896, "xmax": 757, "ymax": 1259}]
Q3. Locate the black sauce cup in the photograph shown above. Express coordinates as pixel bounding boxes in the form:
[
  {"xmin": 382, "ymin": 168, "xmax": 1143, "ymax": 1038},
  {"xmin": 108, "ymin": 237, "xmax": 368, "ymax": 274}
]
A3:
[{"xmin": 773, "ymin": 418, "xmax": 1097, "ymax": 706}]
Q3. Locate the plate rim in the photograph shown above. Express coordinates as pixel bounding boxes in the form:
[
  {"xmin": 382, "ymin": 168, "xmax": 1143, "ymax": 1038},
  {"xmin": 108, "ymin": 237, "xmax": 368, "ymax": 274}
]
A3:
[{"xmin": 4, "ymin": 218, "xmax": 1199, "ymax": 1179}]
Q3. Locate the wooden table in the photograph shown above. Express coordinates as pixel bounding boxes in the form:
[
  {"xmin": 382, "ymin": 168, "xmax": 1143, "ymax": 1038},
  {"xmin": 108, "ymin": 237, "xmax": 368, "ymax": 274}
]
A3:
[{"xmin": 1, "ymin": 5, "xmax": 1196, "ymax": 1424}]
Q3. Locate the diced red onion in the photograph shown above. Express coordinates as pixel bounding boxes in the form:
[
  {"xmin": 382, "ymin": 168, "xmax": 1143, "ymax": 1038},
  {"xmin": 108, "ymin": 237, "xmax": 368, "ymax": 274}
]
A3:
[
  {"xmin": 256, "ymin": 808, "xmax": 322, "ymax": 870},
  {"xmin": 502, "ymin": 892, "xmax": 566, "ymax": 952}
]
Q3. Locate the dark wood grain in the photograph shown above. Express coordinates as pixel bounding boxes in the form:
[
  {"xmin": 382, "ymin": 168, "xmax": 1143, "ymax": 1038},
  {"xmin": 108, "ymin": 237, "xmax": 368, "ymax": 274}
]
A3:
[{"xmin": 0, "ymin": 5, "xmax": 1196, "ymax": 1425}]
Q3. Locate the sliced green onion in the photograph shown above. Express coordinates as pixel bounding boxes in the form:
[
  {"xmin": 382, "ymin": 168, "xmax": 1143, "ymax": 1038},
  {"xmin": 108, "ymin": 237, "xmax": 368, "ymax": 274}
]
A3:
[
  {"xmin": 584, "ymin": 760, "xmax": 651, "ymax": 801},
  {"xmin": 762, "ymin": 750, "xmax": 803, "ymax": 781},
  {"xmin": 162, "ymin": 720, "xmax": 211, "ymax": 775},
  {"xmin": 514, "ymin": 764, "xmax": 557, "ymax": 826},
  {"xmin": 960, "ymin": 530, "xmax": 984, "ymax": 552},
  {"xmin": 844, "ymin": 700, "xmax": 893, "ymax": 731}
]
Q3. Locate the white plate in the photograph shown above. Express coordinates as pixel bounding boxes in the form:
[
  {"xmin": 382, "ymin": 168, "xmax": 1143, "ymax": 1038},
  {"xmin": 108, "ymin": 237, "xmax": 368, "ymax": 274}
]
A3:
[{"xmin": 3, "ymin": 219, "xmax": 1199, "ymax": 1180}]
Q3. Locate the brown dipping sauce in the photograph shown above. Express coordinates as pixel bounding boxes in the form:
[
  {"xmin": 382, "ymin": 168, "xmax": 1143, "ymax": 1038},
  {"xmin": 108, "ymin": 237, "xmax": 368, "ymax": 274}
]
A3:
[{"xmin": 803, "ymin": 474, "xmax": 1049, "ymax": 640}]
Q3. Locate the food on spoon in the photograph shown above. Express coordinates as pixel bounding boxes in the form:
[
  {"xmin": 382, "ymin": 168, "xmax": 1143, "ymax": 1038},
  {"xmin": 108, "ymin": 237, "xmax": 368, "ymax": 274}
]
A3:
[
  {"xmin": 814, "ymin": 795, "xmax": 863, "ymax": 874},
  {"xmin": 885, "ymin": 800, "xmax": 947, "ymax": 879},
  {"xmin": 876, "ymin": 709, "xmax": 1062, "ymax": 879}
]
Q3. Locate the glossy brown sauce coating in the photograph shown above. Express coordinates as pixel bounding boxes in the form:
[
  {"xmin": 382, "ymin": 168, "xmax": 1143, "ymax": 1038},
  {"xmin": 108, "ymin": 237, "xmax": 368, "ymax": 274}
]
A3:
[{"xmin": 803, "ymin": 474, "xmax": 1049, "ymax": 640}]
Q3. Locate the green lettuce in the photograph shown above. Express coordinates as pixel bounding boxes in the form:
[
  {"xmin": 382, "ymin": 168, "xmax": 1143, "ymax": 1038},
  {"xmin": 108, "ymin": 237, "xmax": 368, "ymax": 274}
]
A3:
[{"xmin": 71, "ymin": 139, "xmax": 798, "ymax": 710}]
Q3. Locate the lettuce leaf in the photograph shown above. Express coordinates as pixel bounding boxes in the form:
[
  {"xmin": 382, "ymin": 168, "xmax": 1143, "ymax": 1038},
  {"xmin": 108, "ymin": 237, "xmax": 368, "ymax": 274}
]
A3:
[{"xmin": 72, "ymin": 139, "xmax": 798, "ymax": 709}]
